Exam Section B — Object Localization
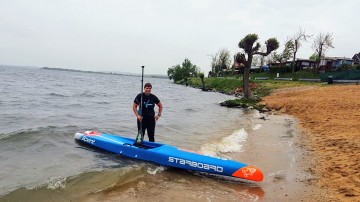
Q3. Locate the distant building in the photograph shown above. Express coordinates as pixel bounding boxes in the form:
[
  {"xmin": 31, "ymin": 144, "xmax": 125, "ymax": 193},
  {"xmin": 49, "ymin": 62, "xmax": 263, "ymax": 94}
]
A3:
[
  {"xmin": 268, "ymin": 58, "xmax": 316, "ymax": 71},
  {"xmin": 320, "ymin": 57, "xmax": 354, "ymax": 71},
  {"xmin": 287, "ymin": 58, "xmax": 316, "ymax": 71},
  {"xmin": 352, "ymin": 53, "xmax": 360, "ymax": 65},
  {"xmin": 232, "ymin": 62, "xmax": 244, "ymax": 74}
]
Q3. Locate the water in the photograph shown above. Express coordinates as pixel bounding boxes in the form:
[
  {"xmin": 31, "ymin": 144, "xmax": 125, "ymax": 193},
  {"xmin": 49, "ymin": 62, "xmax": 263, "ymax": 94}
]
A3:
[{"xmin": 0, "ymin": 66, "xmax": 318, "ymax": 201}]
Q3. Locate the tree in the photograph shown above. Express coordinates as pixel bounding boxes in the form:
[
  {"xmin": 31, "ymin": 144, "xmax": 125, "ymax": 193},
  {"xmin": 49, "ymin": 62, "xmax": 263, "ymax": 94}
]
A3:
[
  {"xmin": 209, "ymin": 48, "xmax": 232, "ymax": 76},
  {"xmin": 251, "ymin": 46, "xmax": 267, "ymax": 70},
  {"xmin": 199, "ymin": 72, "xmax": 205, "ymax": 90},
  {"xmin": 309, "ymin": 53, "xmax": 319, "ymax": 61},
  {"xmin": 271, "ymin": 39, "xmax": 294, "ymax": 67},
  {"xmin": 290, "ymin": 28, "xmax": 312, "ymax": 75},
  {"xmin": 312, "ymin": 32, "xmax": 334, "ymax": 69},
  {"xmin": 218, "ymin": 49, "xmax": 232, "ymax": 74},
  {"xmin": 236, "ymin": 34, "xmax": 279, "ymax": 99},
  {"xmin": 210, "ymin": 54, "xmax": 218, "ymax": 74},
  {"xmin": 167, "ymin": 58, "xmax": 200, "ymax": 82},
  {"xmin": 182, "ymin": 58, "xmax": 200, "ymax": 78}
]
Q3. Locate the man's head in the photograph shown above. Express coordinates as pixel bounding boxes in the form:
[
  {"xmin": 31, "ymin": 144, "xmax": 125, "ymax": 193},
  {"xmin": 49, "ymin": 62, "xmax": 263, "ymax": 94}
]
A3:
[
  {"xmin": 144, "ymin": 83, "xmax": 152, "ymax": 95},
  {"xmin": 144, "ymin": 83, "xmax": 152, "ymax": 89}
]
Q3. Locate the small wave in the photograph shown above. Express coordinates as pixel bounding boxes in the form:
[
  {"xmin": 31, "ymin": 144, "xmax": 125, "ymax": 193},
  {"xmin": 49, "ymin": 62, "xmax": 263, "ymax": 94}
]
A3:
[
  {"xmin": 49, "ymin": 93, "xmax": 68, "ymax": 97},
  {"xmin": 200, "ymin": 128, "xmax": 248, "ymax": 156},
  {"xmin": 252, "ymin": 111, "xmax": 261, "ymax": 119},
  {"xmin": 147, "ymin": 166, "xmax": 166, "ymax": 175},
  {"xmin": 26, "ymin": 176, "xmax": 66, "ymax": 193},
  {"xmin": 0, "ymin": 125, "xmax": 78, "ymax": 141},
  {"xmin": 79, "ymin": 92, "xmax": 96, "ymax": 97},
  {"xmin": 79, "ymin": 91, "xmax": 107, "ymax": 98},
  {"xmin": 93, "ymin": 101, "xmax": 110, "ymax": 105},
  {"xmin": 47, "ymin": 176, "xmax": 67, "ymax": 190},
  {"xmin": 184, "ymin": 108, "xmax": 197, "ymax": 112},
  {"xmin": 252, "ymin": 124, "xmax": 262, "ymax": 130},
  {"xmin": 268, "ymin": 170, "xmax": 287, "ymax": 182}
]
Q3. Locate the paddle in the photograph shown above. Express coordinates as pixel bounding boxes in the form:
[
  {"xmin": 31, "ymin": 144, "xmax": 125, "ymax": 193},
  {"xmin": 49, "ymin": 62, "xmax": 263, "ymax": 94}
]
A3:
[{"xmin": 134, "ymin": 66, "xmax": 145, "ymax": 146}]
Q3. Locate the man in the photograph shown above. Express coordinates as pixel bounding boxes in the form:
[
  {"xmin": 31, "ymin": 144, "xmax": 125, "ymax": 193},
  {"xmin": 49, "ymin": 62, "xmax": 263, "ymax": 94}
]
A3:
[{"xmin": 133, "ymin": 83, "xmax": 163, "ymax": 142}]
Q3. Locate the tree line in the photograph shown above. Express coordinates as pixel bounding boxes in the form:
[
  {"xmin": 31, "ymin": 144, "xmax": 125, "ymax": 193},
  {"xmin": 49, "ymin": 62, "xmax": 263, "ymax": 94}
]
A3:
[{"xmin": 168, "ymin": 28, "xmax": 338, "ymax": 99}]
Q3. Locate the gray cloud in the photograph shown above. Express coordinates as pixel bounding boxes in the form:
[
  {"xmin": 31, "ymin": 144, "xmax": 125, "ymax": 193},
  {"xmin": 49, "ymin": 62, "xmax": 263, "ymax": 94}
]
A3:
[{"xmin": 1, "ymin": 0, "xmax": 359, "ymax": 74}]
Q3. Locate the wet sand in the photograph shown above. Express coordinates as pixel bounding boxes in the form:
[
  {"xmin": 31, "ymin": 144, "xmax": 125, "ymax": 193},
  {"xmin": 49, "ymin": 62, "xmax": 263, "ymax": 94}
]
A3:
[{"xmin": 262, "ymin": 84, "xmax": 360, "ymax": 201}]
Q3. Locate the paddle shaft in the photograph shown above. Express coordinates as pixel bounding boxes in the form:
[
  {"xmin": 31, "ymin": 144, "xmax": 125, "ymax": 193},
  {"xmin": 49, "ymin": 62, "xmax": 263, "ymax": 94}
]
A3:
[{"xmin": 135, "ymin": 66, "xmax": 145, "ymax": 145}]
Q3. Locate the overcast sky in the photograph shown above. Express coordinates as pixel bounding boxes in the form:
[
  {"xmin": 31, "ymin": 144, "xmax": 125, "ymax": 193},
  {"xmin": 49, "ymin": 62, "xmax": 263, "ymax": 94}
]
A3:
[{"xmin": 1, "ymin": 0, "xmax": 359, "ymax": 75}]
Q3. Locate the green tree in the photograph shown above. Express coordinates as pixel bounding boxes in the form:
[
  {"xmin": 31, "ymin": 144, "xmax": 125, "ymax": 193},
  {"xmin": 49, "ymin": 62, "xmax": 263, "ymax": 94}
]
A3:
[
  {"xmin": 236, "ymin": 34, "xmax": 279, "ymax": 99},
  {"xmin": 199, "ymin": 72, "xmax": 205, "ymax": 90},
  {"xmin": 167, "ymin": 58, "xmax": 200, "ymax": 82},
  {"xmin": 271, "ymin": 39, "xmax": 294, "ymax": 67},
  {"xmin": 309, "ymin": 53, "xmax": 319, "ymax": 61}
]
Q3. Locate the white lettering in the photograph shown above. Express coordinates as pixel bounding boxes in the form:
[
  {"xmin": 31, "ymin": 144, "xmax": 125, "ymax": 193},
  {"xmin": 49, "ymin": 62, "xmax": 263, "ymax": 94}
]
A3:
[
  {"xmin": 168, "ymin": 157, "xmax": 223, "ymax": 173},
  {"xmin": 82, "ymin": 136, "xmax": 95, "ymax": 144}
]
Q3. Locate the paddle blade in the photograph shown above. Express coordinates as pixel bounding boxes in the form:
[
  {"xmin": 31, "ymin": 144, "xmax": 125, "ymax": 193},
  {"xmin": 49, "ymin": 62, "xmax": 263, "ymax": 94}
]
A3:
[
  {"xmin": 232, "ymin": 165, "xmax": 264, "ymax": 182},
  {"xmin": 134, "ymin": 130, "xmax": 143, "ymax": 145}
]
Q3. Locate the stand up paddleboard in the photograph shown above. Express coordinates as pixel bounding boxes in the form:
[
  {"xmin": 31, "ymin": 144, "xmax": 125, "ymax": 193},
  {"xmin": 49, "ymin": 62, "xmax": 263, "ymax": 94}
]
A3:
[{"xmin": 75, "ymin": 131, "xmax": 264, "ymax": 182}]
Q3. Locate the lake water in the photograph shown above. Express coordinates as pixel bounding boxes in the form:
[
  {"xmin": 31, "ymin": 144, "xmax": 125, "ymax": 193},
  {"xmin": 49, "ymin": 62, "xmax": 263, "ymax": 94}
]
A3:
[{"xmin": 0, "ymin": 66, "xmax": 318, "ymax": 201}]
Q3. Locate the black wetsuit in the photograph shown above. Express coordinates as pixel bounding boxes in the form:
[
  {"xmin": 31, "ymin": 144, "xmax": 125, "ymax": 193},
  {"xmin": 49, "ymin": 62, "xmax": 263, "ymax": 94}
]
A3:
[{"xmin": 134, "ymin": 93, "xmax": 160, "ymax": 142}]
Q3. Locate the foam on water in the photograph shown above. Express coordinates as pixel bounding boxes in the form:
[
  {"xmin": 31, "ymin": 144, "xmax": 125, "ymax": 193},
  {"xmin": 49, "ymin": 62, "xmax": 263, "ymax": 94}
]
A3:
[
  {"xmin": 147, "ymin": 166, "xmax": 166, "ymax": 175},
  {"xmin": 27, "ymin": 176, "xmax": 67, "ymax": 191},
  {"xmin": 46, "ymin": 176, "xmax": 67, "ymax": 190},
  {"xmin": 200, "ymin": 128, "xmax": 248, "ymax": 157},
  {"xmin": 252, "ymin": 124, "xmax": 262, "ymax": 131}
]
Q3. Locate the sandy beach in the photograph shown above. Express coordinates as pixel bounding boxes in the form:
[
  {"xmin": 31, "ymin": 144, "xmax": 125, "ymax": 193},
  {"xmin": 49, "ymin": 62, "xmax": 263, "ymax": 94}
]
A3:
[{"xmin": 262, "ymin": 84, "xmax": 360, "ymax": 202}]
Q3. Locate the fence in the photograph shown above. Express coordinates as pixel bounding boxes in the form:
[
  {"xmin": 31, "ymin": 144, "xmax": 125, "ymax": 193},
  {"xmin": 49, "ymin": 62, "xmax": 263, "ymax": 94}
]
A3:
[{"xmin": 320, "ymin": 70, "xmax": 360, "ymax": 81}]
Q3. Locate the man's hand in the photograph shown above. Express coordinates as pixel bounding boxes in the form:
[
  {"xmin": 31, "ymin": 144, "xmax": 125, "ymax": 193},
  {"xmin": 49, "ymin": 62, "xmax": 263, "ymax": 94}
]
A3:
[{"xmin": 136, "ymin": 114, "xmax": 143, "ymax": 122}]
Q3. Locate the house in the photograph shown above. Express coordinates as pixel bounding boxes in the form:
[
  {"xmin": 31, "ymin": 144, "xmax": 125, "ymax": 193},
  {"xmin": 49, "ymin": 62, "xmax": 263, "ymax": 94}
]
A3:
[
  {"xmin": 286, "ymin": 58, "xmax": 316, "ymax": 71},
  {"xmin": 353, "ymin": 53, "xmax": 360, "ymax": 65},
  {"xmin": 232, "ymin": 62, "xmax": 244, "ymax": 74},
  {"xmin": 320, "ymin": 57, "xmax": 354, "ymax": 71},
  {"xmin": 268, "ymin": 58, "xmax": 316, "ymax": 71}
]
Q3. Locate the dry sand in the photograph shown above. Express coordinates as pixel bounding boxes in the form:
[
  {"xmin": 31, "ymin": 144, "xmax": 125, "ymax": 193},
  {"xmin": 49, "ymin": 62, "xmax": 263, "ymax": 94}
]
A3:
[{"xmin": 262, "ymin": 84, "xmax": 360, "ymax": 202}]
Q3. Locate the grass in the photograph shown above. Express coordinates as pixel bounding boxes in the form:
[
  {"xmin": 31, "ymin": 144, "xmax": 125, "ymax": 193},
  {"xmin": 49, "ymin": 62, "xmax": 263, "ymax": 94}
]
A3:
[
  {"xmin": 188, "ymin": 77, "xmax": 323, "ymax": 96},
  {"xmin": 249, "ymin": 71, "xmax": 320, "ymax": 80},
  {"xmin": 185, "ymin": 71, "xmax": 325, "ymax": 108},
  {"xmin": 187, "ymin": 77, "xmax": 242, "ymax": 94}
]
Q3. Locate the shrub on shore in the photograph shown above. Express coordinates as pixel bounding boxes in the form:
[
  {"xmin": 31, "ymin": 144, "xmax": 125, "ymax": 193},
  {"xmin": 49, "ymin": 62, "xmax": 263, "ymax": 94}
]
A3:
[{"xmin": 185, "ymin": 76, "xmax": 322, "ymax": 109}]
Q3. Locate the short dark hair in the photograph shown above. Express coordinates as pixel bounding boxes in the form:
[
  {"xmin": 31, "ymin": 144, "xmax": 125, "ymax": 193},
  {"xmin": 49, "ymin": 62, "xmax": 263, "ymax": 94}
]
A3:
[{"xmin": 144, "ymin": 83, "xmax": 152, "ymax": 88}]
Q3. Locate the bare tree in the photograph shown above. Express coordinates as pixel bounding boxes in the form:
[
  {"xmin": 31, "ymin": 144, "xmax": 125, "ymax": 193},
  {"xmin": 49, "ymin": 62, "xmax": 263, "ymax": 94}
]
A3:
[
  {"xmin": 218, "ymin": 48, "xmax": 232, "ymax": 74},
  {"xmin": 236, "ymin": 34, "xmax": 279, "ymax": 99},
  {"xmin": 209, "ymin": 48, "xmax": 232, "ymax": 76},
  {"xmin": 210, "ymin": 54, "xmax": 218, "ymax": 74},
  {"xmin": 252, "ymin": 46, "xmax": 267, "ymax": 68},
  {"xmin": 312, "ymin": 32, "xmax": 334, "ymax": 69},
  {"xmin": 291, "ymin": 28, "xmax": 312, "ymax": 74}
]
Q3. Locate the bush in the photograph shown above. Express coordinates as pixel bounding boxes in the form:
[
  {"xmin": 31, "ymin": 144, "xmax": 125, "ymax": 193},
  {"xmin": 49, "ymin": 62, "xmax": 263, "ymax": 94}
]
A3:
[
  {"xmin": 354, "ymin": 64, "xmax": 360, "ymax": 70},
  {"xmin": 269, "ymin": 66, "xmax": 292, "ymax": 73},
  {"xmin": 338, "ymin": 64, "xmax": 354, "ymax": 71}
]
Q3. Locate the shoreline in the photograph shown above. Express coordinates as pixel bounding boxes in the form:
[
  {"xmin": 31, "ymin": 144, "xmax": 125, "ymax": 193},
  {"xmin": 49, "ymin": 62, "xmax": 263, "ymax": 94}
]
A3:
[{"xmin": 262, "ymin": 84, "xmax": 360, "ymax": 201}]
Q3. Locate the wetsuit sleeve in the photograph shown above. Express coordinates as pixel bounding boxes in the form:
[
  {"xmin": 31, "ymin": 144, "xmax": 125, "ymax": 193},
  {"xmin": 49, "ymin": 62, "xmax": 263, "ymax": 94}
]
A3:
[
  {"xmin": 134, "ymin": 94, "xmax": 141, "ymax": 105},
  {"xmin": 153, "ymin": 95, "xmax": 160, "ymax": 104}
]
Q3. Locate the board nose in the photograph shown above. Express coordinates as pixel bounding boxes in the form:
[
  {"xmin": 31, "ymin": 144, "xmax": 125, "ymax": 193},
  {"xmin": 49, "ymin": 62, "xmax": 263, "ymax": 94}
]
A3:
[{"xmin": 232, "ymin": 165, "xmax": 264, "ymax": 182}]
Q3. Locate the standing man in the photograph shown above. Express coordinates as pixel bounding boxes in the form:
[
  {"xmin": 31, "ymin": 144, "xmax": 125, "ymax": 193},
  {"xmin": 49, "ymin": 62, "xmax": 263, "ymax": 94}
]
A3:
[{"xmin": 133, "ymin": 83, "xmax": 163, "ymax": 142}]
